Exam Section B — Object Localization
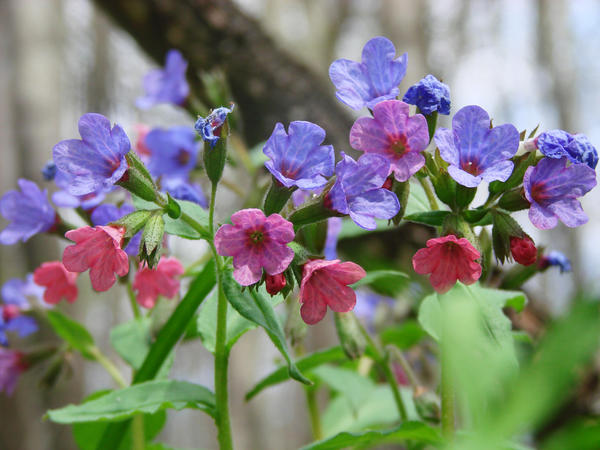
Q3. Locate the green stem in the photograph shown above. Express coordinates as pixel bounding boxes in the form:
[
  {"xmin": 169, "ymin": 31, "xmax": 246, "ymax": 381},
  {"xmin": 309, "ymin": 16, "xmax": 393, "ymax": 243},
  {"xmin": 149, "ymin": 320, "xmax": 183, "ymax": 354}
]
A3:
[
  {"xmin": 89, "ymin": 347, "xmax": 127, "ymax": 388},
  {"xmin": 441, "ymin": 342, "xmax": 455, "ymax": 438},
  {"xmin": 389, "ymin": 346, "xmax": 421, "ymax": 392},
  {"xmin": 418, "ymin": 177, "xmax": 439, "ymax": 211},
  {"xmin": 305, "ymin": 387, "xmax": 323, "ymax": 441},
  {"xmin": 131, "ymin": 415, "xmax": 145, "ymax": 450},
  {"xmin": 126, "ymin": 279, "xmax": 141, "ymax": 319},
  {"xmin": 207, "ymin": 181, "xmax": 233, "ymax": 450}
]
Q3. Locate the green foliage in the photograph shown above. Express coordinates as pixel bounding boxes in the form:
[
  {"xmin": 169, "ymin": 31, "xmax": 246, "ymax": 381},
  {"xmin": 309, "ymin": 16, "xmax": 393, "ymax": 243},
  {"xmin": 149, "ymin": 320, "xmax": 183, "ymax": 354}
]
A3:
[
  {"xmin": 245, "ymin": 347, "xmax": 347, "ymax": 400},
  {"xmin": 47, "ymin": 380, "xmax": 216, "ymax": 423},
  {"xmin": 46, "ymin": 310, "xmax": 95, "ymax": 360},
  {"xmin": 221, "ymin": 270, "xmax": 310, "ymax": 385},
  {"xmin": 351, "ymin": 269, "xmax": 409, "ymax": 297},
  {"xmin": 404, "ymin": 210, "xmax": 450, "ymax": 226},
  {"xmin": 380, "ymin": 319, "xmax": 428, "ymax": 349}
]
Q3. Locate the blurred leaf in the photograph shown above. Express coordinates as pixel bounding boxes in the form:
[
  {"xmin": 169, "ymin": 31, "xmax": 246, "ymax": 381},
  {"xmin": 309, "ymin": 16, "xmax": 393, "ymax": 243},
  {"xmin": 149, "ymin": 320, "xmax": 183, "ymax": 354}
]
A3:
[
  {"xmin": 404, "ymin": 179, "xmax": 431, "ymax": 215},
  {"xmin": 337, "ymin": 218, "xmax": 389, "ymax": 239},
  {"xmin": 48, "ymin": 380, "xmax": 215, "ymax": 423},
  {"xmin": 541, "ymin": 418, "xmax": 600, "ymax": 450},
  {"xmin": 222, "ymin": 270, "xmax": 310, "ymax": 385},
  {"xmin": 381, "ymin": 320, "xmax": 428, "ymax": 349},
  {"xmin": 352, "ymin": 270, "xmax": 409, "ymax": 297},
  {"xmin": 300, "ymin": 421, "xmax": 442, "ymax": 450},
  {"xmin": 312, "ymin": 365, "xmax": 374, "ymax": 412},
  {"xmin": 132, "ymin": 196, "xmax": 209, "ymax": 240},
  {"xmin": 404, "ymin": 210, "xmax": 450, "ymax": 226},
  {"xmin": 46, "ymin": 310, "xmax": 95, "ymax": 360},
  {"xmin": 72, "ymin": 390, "xmax": 166, "ymax": 450},
  {"xmin": 245, "ymin": 347, "xmax": 347, "ymax": 401}
]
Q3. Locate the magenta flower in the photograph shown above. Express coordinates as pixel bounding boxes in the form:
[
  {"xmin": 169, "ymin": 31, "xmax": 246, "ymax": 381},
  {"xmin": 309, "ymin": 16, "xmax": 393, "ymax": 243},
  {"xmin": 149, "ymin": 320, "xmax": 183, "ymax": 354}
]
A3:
[
  {"xmin": 133, "ymin": 257, "xmax": 184, "ymax": 308},
  {"xmin": 214, "ymin": 209, "xmax": 295, "ymax": 286},
  {"xmin": 412, "ymin": 235, "xmax": 481, "ymax": 293},
  {"xmin": 523, "ymin": 157, "xmax": 596, "ymax": 229},
  {"xmin": 299, "ymin": 259, "xmax": 366, "ymax": 325},
  {"xmin": 434, "ymin": 105, "xmax": 520, "ymax": 187},
  {"xmin": 33, "ymin": 261, "xmax": 78, "ymax": 305},
  {"xmin": 350, "ymin": 100, "xmax": 429, "ymax": 182},
  {"xmin": 62, "ymin": 226, "xmax": 129, "ymax": 292},
  {"xmin": 0, "ymin": 349, "xmax": 27, "ymax": 395}
]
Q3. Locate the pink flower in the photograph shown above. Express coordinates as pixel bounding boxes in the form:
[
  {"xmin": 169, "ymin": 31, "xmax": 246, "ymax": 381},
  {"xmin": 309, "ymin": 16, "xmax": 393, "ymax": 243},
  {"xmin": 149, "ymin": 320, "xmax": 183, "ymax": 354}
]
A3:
[
  {"xmin": 350, "ymin": 100, "xmax": 430, "ymax": 182},
  {"xmin": 412, "ymin": 234, "xmax": 481, "ymax": 293},
  {"xmin": 299, "ymin": 259, "xmax": 366, "ymax": 325},
  {"xmin": 62, "ymin": 225, "xmax": 129, "ymax": 292},
  {"xmin": 215, "ymin": 208, "xmax": 295, "ymax": 286},
  {"xmin": 133, "ymin": 257, "xmax": 184, "ymax": 308},
  {"xmin": 0, "ymin": 349, "xmax": 27, "ymax": 395},
  {"xmin": 134, "ymin": 124, "xmax": 152, "ymax": 158},
  {"xmin": 33, "ymin": 261, "xmax": 78, "ymax": 304}
]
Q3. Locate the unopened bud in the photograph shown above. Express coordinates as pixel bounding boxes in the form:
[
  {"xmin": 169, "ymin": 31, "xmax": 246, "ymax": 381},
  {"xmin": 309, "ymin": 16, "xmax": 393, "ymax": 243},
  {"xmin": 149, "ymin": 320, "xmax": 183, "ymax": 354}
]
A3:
[
  {"xmin": 510, "ymin": 235, "xmax": 537, "ymax": 266},
  {"xmin": 334, "ymin": 312, "xmax": 366, "ymax": 360},
  {"xmin": 265, "ymin": 273, "xmax": 287, "ymax": 296}
]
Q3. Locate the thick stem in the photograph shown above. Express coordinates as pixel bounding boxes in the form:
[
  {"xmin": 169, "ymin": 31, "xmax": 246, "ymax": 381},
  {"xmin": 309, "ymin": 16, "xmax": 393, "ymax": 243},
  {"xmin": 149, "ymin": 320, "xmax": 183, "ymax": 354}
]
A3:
[
  {"xmin": 305, "ymin": 387, "xmax": 323, "ymax": 441},
  {"xmin": 417, "ymin": 177, "xmax": 439, "ymax": 211},
  {"xmin": 131, "ymin": 415, "xmax": 145, "ymax": 450}
]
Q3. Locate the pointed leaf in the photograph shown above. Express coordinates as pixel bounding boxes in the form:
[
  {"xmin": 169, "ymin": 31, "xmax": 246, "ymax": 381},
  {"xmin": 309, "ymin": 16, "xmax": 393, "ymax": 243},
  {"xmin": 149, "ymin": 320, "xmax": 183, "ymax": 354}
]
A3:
[{"xmin": 46, "ymin": 310, "xmax": 95, "ymax": 360}]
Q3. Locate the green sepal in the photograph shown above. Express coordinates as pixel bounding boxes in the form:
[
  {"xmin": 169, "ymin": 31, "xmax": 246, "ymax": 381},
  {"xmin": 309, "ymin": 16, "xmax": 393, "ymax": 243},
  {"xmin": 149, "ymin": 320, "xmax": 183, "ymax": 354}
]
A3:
[
  {"xmin": 117, "ymin": 152, "xmax": 158, "ymax": 202},
  {"xmin": 392, "ymin": 180, "xmax": 410, "ymax": 225},
  {"xmin": 164, "ymin": 193, "xmax": 182, "ymax": 219},
  {"xmin": 203, "ymin": 122, "xmax": 228, "ymax": 185},
  {"xmin": 455, "ymin": 184, "xmax": 477, "ymax": 209},
  {"xmin": 334, "ymin": 312, "xmax": 366, "ymax": 360},
  {"xmin": 489, "ymin": 151, "xmax": 537, "ymax": 194},
  {"xmin": 491, "ymin": 209, "xmax": 524, "ymax": 264},
  {"xmin": 263, "ymin": 176, "xmax": 295, "ymax": 216},
  {"xmin": 431, "ymin": 171, "xmax": 457, "ymax": 209},
  {"xmin": 114, "ymin": 209, "xmax": 154, "ymax": 238},
  {"xmin": 288, "ymin": 199, "xmax": 341, "ymax": 230},
  {"xmin": 140, "ymin": 212, "xmax": 165, "ymax": 268},
  {"xmin": 498, "ymin": 188, "xmax": 530, "ymax": 211}
]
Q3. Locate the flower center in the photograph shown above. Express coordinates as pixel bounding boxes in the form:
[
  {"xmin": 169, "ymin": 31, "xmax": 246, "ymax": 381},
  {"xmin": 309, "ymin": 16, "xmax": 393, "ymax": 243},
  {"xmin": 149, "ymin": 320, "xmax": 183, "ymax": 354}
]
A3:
[
  {"xmin": 248, "ymin": 230, "xmax": 264, "ymax": 245},
  {"xmin": 389, "ymin": 135, "xmax": 409, "ymax": 157},
  {"xmin": 177, "ymin": 149, "xmax": 191, "ymax": 166},
  {"xmin": 461, "ymin": 160, "xmax": 480, "ymax": 176},
  {"xmin": 530, "ymin": 182, "xmax": 549, "ymax": 202}
]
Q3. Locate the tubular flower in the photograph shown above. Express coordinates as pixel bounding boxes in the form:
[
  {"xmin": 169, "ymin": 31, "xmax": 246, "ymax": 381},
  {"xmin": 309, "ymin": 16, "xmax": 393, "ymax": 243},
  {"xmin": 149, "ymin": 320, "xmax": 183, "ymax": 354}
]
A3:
[
  {"xmin": 136, "ymin": 49, "xmax": 189, "ymax": 109},
  {"xmin": 434, "ymin": 105, "xmax": 520, "ymax": 187},
  {"xmin": 523, "ymin": 157, "xmax": 596, "ymax": 229},
  {"xmin": 215, "ymin": 209, "xmax": 295, "ymax": 286},
  {"xmin": 509, "ymin": 236, "xmax": 537, "ymax": 266},
  {"xmin": 326, "ymin": 152, "xmax": 400, "ymax": 230},
  {"xmin": 33, "ymin": 261, "xmax": 78, "ymax": 305},
  {"xmin": 133, "ymin": 257, "xmax": 184, "ymax": 308},
  {"xmin": 299, "ymin": 259, "xmax": 366, "ymax": 325},
  {"xmin": 52, "ymin": 113, "xmax": 130, "ymax": 195},
  {"xmin": 349, "ymin": 100, "xmax": 429, "ymax": 182},
  {"xmin": 329, "ymin": 36, "xmax": 407, "ymax": 110},
  {"xmin": 0, "ymin": 179, "xmax": 55, "ymax": 245},
  {"xmin": 62, "ymin": 226, "xmax": 129, "ymax": 292},
  {"xmin": 91, "ymin": 204, "xmax": 141, "ymax": 257},
  {"xmin": 263, "ymin": 121, "xmax": 335, "ymax": 190},
  {"xmin": 402, "ymin": 74, "xmax": 451, "ymax": 115},
  {"xmin": 145, "ymin": 126, "xmax": 199, "ymax": 180},
  {"xmin": 194, "ymin": 105, "xmax": 235, "ymax": 148},
  {"xmin": 412, "ymin": 235, "xmax": 482, "ymax": 294},
  {"xmin": 536, "ymin": 130, "xmax": 598, "ymax": 169},
  {"xmin": 0, "ymin": 349, "xmax": 27, "ymax": 395}
]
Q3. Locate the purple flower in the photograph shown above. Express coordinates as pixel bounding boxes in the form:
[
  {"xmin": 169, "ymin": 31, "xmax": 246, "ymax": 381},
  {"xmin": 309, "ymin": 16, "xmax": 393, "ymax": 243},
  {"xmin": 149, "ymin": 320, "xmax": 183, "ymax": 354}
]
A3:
[
  {"xmin": 163, "ymin": 178, "xmax": 207, "ymax": 208},
  {"xmin": 52, "ymin": 170, "xmax": 108, "ymax": 210},
  {"xmin": 2, "ymin": 275, "xmax": 44, "ymax": 309},
  {"xmin": 324, "ymin": 217, "xmax": 343, "ymax": 260},
  {"xmin": 434, "ymin": 105, "xmax": 520, "ymax": 187},
  {"xmin": 53, "ymin": 113, "xmax": 130, "ymax": 196},
  {"xmin": 0, "ymin": 349, "xmax": 26, "ymax": 395},
  {"xmin": 91, "ymin": 204, "xmax": 140, "ymax": 257},
  {"xmin": 145, "ymin": 126, "xmax": 198, "ymax": 180},
  {"xmin": 263, "ymin": 121, "xmax": 335, "ymax": 190},
  {"xmin": 540, "ymin": 251, "xmax": 571, "ymax": 273},
  {"xmin": 402, "ymin": 74, "xmax": 451, "ymax": 115},
  {"xmin": 0, "ymin": 306, "xmax": 37, "ymax": 346},
  {"xmin": 350, "ymin": 100, "xmax": 429, "ymax": 182},
  {"xmin": 523, "ymin": 157, "xmax": 596, "ymax": 229},
  {"xmin": 42, "ymin": 161, "xmax": 57, "ymax": 181},
  {"xmin": 536, "ymin": 130, "xmax": 598, "ymax": 169},
  {"xmin": 326, "ymin": 152, "xmax": 400, "ymax": 230},
  {"xmin": 0, "ymin": 179, "xmax": 55, "ymax": 245},
  {"xmin": 329, "ymin": 36, "xmax": 407, "ymax": 110},
  {"xmin": 136, "ymin": 49, "xmax": 189, "ymax": 109},
  {"xmin": 194, "ymin": 105, "xmax": 234, "ymax": 148},
  {"xmin": 354, "ymin": 290, "xmax": 395, "ymax": 331}
]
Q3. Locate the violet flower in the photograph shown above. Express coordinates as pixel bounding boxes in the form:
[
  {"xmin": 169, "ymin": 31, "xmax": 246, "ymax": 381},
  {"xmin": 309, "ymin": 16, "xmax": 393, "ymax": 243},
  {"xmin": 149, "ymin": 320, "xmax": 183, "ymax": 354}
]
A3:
[
  {"xmin": 90, "ymin": 204, "xmax": 141, "ymax": 257},
  {"xmin": 0, "ymin": 349, "xmax": 27, "ymax": 395},
  {"xmin": 194, "ymin": 105, "xmax": 234, "ymax": 148},
  {"xmin": 329, "ymin": 36, "xmax": 407, "ymax": 110},
  {"xmin": 434, "ymin": 105, "xmax": 520, "ymax": 187},
  {"xmin": 536, "ymin": 130, "xmax": 598, "ymax": 169},
  {"xmin": 0, "ymin": 179, "xmax": 55, "ymax": 245},
  {"xmin": 523, "ymin": 157, "xmax": 596, "ymax": 229},
  {"xmin": 145, "ymin": 126, "xmax": 199, "ymax": 180},
  {"xmin": 1, "ymin": 275, "xmax": 44, "ymax": 309},
  {"xmin": 350, "ymin": 100, "xmax": 429, "ymax": 181},
  {"xmin": 136, "ymin": 49, "xmax": 190, "ymax": 109},
  {"xmin": 52, "ymin": 170, "xmax": 108, "ymax": 210},
  {"xmin": 540, "ymin": 251, "xmax": 571, "ymax": 273},
  {"xmin": 263, "ymin": 121, "xmax": 335, "ymax": 190},
  {"xmin": 0, "ymin": 291, "xmax": 38, "ymax": 346},
  {"xmin": 326, "ymin": 152, "xmax": 400, "ymax": 230},
  {"xmin": 53, "ymin": 113, "xmax": 130, "ymax": 195},
  {"xmin": 402, "ymin": 74, "xmax": 451, "ymax": 115},
  {"xmin": 162, "ymin": 178, "xmax": 207, "ymax": 208}
]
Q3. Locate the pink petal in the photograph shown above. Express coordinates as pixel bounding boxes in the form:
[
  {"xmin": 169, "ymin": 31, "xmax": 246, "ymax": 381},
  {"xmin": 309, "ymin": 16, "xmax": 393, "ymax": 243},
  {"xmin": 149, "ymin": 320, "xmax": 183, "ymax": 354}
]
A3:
[
  {"xmin": 405, "ymin": 114, "xmax": 429, "ymax": 152},
  {"xmin": 299, "ymin": 282, "xmax": 328, "ymax": 325},
  {"xmin": 349, "ymin": 117, "xmax": 388, "ymax": 153},
  {"xmin": 260, "ymin": 242, "xmax": 294, "ymax": 276},
  {"xmin": 323, "ymin": 261, "xmax": 366, "ymax": 285},
  {"xmin": 231, "ymin": 208, "xmax": 266, "ymax": 230},
  {"xmin": 214, "ymin": 224, "xmax": 248, "ymax": 257},
  {"xmin": 372, "ymin": 100, "xmax": 409, "ymax": 140},
  {"xmin": 264, "ymin": 213, "xmax": 295, "ymax": 243}
]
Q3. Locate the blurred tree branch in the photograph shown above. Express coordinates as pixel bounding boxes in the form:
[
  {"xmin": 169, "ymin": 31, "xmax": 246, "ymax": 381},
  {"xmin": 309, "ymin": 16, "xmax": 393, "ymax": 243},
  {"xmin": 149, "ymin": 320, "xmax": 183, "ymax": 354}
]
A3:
[{"xmin": 92, "ymin": 0, "xmax": 353, "ymax": 148}]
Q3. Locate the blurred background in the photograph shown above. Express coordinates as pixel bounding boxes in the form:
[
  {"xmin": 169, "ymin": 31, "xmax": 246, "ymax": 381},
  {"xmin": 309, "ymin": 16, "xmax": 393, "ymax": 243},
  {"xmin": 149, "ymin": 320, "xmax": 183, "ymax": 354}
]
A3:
[{"xmin": 1, "ymin": 0, "xmax": 599, "ymax": 448}]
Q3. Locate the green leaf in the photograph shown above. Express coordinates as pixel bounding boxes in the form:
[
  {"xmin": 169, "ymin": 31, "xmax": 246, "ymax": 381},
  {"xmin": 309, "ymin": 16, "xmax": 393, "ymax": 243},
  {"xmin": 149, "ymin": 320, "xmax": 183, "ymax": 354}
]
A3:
[
  {"xmin": 541, "ymin": 419, "xmax": 600, "ymax": 450},
  {"xmin": 404, "ymin": 210, "xmax": 450, "ymax": 226},
  {"xmin": 222, "ymin": 271, "xmax": 310, "ymax": 385},
  {"xmin": 300, "ymin": 422, "xmax": 442, "ymax": 450},
  {"xmin": 48, "ymin": 380, "xmax": 215, "ymax": 423},
  {"xmin": 46, "ymin": 310, "xmax": 95, "ymax": 360},
  {"xmin": 337, "ymin": 218, "xmax": 389, "ymax": 239},
  {"xmin": 72, "ymin": 390, "xmax": 166, "ymax": 450},
  {"xmin": 312, "ymin": 365, "xmax": 374, "ymax": 412},
  {"xmin": 380, "ymin": 320, "xmax": 428, "ymax": 349},
  {"xmin": 133, "ymin": 196, "xmax": 209, "ymax": 240},
  {"xmin": 404, "ymin": 179, "xmax": 431, "ymax": 215},
  {"xmin": 351, "ymin": 270, "xmax": 409, "ymax": 288},
  {"xmin": 245, "ymin": 347, "xmax": 347, "ymax": 400}
]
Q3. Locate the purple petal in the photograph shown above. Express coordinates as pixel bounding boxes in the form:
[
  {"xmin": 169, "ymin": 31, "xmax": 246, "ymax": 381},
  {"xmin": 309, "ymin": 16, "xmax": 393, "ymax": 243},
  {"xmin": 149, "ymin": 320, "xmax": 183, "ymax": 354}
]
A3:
[
  {"xmin": 372, "ymin": 100, "xmax": 409, "ymax": 140},
  {"xmin": 405, "ymin": 114, "xmax": 430, "ymax": 153},
  {"xmin": 391, "ymin": 152, "xmax": 425, "ymax": 182},
  {"xmin": 528, "ymin": 202, "xmax": 558, "ymax": 230},
  {"xmin": 447, "ymin": 165, "xmax": 482, "ymax": 188},
  {"xmin": 349, "ymin": 117, "xmax": 389, "ymax": 154},
  {"xmin": 452, "ymin": 105, "xmax": 490, "ymax": 164},
  {"xmin": 547, "ymin": 198, "xmax": 588, "ymax": 227},
  {"xmin": 434, "ymin": 128, "xmax": 459, "ymax": 166},
  {"xmin": 329, "ymin": 59, "xmax": 371, "ymax": 110},
  {"xmin": 478, "ymin": 123, "xmax": 519, "ymax": 169},
  {"xmin": 362, "ymin": 37, "xmax": 406, "ymax": 97},
  {"xmin": 6, "ymin": 315, "xmax": 38, "ymax": 337},
  {"xmin": 480, "ymin": 160, "xmax": 514, "ymax": 183},
  {"xmin": 348, "ymin": 188, "xmax": 400, "ymax": 230}
]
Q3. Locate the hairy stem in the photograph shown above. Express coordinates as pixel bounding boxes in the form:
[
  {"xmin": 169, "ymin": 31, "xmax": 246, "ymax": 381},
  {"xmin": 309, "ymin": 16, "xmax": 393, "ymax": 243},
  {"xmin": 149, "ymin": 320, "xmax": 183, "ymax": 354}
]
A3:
[{"xmin": 418, "ymin": 177, "xmax": 439, "ymax": 211}]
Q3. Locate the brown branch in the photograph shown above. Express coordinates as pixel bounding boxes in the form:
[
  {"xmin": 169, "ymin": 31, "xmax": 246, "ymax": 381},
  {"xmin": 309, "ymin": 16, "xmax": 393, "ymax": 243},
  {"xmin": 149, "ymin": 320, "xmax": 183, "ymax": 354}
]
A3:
[{"xmin": 92, "ymin": 0, "xmax": 353, "ymax": 149}]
